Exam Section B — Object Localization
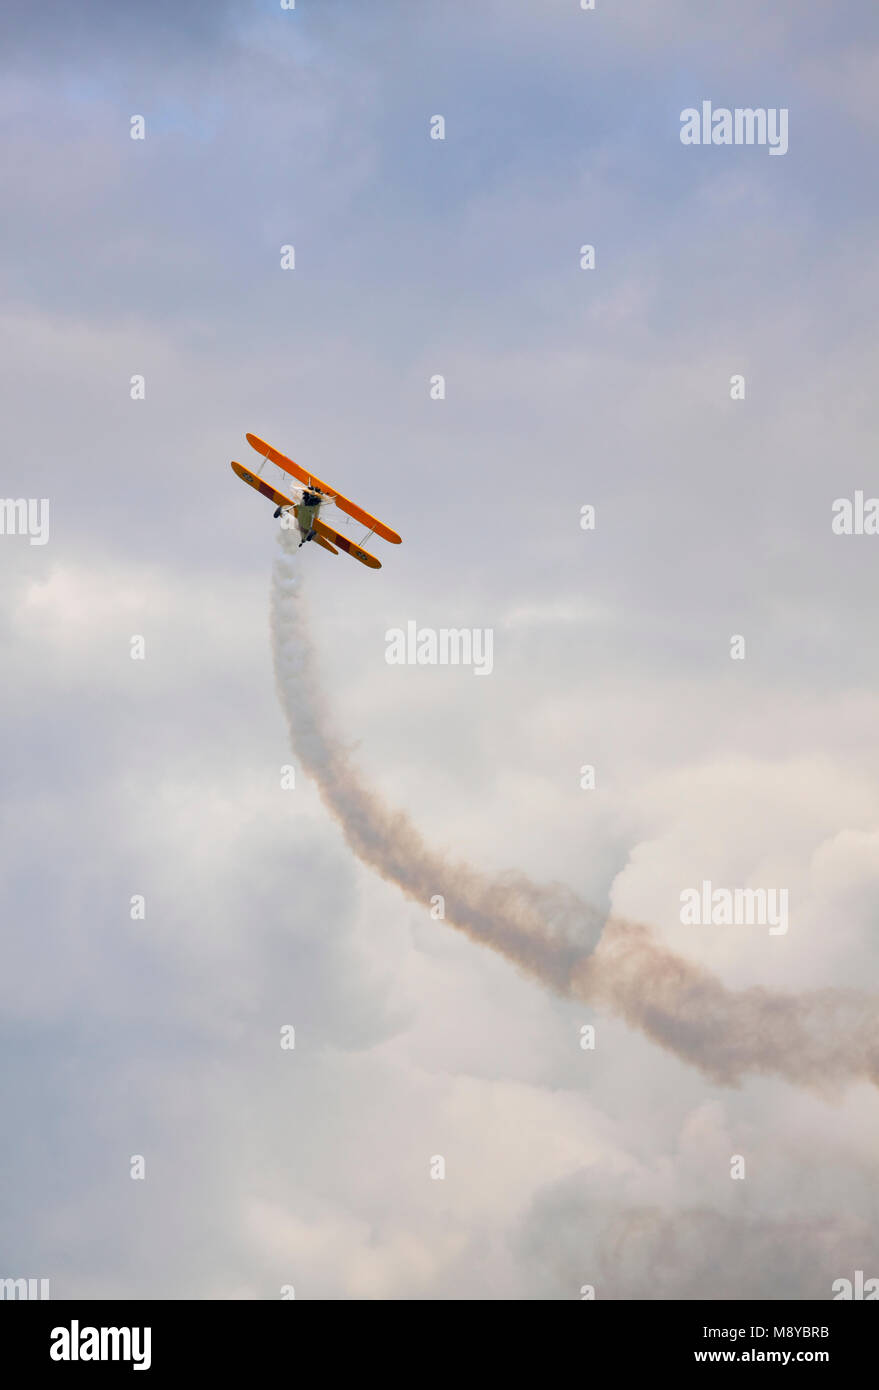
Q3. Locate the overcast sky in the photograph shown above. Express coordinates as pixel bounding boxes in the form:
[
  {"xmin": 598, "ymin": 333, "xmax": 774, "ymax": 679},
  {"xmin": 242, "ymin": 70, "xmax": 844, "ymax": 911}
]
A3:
[{"xmin": 2, "ymin": 0, "xmax": 879, "ymax": 1299}]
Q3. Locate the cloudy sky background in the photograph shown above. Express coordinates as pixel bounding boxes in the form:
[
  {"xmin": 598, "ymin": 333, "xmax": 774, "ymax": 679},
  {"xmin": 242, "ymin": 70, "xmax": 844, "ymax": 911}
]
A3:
[{"xmin": 2, "ymin": 0, "xmax": 879, "ymax": 1298}]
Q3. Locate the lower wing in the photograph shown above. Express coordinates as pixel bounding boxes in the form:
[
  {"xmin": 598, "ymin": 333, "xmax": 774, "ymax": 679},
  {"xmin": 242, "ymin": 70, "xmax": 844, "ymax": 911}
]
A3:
[
  {"xmin": 313, "ymin": 518, "xmax": 381, "ymax": 569},
  {"xmin": 231, "ymin": 460, "xmax": 296, "ymax": 512}
]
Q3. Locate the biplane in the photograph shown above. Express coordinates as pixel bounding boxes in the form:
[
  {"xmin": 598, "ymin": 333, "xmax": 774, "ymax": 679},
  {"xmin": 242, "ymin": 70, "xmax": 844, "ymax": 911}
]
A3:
[{"xmin": 231, "ymin": 433, "xmax": 401, "ymax": 570}]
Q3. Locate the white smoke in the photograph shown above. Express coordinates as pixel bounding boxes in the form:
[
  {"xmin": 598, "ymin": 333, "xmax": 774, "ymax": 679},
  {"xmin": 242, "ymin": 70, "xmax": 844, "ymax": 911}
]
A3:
[{"xmin": 271, "ymin": 531, "xmax": 879, "ymax": 1094}]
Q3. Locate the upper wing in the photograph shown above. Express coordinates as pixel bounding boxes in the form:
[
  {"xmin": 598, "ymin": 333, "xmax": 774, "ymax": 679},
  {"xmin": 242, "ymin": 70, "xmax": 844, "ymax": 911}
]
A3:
[
  {"xmin": 313, "ymin": 518, "xmax": 381, "ymax": 569},
  {"xmin": 231, "ymin": 460, "xmax": 296, "ymax": 512},
  {"xmin": 246, "ymin": 433, "xmax": 402, "ymax": 545}
]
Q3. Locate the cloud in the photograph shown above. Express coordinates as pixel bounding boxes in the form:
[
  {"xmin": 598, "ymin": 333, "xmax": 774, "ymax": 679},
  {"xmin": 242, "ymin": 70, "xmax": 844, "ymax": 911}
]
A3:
[{"xmin": 2, "ymin": 0, "xmax": 878, "ymax": 1301}]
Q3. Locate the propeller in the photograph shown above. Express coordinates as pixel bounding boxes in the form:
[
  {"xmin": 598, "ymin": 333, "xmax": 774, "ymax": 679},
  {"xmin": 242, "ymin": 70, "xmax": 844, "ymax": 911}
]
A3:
[{"xmin": 284, "ymin": 480, "xmax": 336, "ymax": 507}]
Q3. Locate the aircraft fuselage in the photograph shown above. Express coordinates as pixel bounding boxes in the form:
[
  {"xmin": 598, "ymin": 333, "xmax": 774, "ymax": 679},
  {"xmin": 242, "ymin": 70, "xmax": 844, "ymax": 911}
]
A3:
[{"xmin": 295, "ymin": 489, "xmax": 324, "ymax": 543}]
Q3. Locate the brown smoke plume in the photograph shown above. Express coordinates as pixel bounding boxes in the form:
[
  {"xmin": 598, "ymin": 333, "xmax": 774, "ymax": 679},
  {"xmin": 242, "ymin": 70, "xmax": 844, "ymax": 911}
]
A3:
[{"xmin": 271, "ymin": 533, "xmax": 879, "ymax": 1093}]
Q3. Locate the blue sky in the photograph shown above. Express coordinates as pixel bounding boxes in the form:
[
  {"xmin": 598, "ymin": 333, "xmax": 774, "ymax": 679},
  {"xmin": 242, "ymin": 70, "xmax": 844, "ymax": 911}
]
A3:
[{"xmin": 2, "ymin": 0, "xmax": 879, "ymax": 1299}]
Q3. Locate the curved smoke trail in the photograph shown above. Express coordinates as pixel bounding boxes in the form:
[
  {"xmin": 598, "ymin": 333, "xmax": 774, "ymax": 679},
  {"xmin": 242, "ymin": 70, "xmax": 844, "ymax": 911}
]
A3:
[{"xmin": 271, "ymin": 532, "xmax": 879, "ymax": 1093}]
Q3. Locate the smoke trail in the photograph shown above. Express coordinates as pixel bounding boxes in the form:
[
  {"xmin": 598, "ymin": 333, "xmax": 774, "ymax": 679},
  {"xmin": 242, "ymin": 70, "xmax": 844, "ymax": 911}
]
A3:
[
  {"xmin": 271, "ymin": 532, "xmax": 879, "ymax": 1093},
  {"xmin": 518, "ymin": 1185, "xmax": 870, "ymax": 1299}
]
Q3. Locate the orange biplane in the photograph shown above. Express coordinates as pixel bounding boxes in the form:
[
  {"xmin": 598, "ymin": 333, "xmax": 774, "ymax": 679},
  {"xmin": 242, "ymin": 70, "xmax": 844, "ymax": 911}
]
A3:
[{"xmin": 231, "ymin": 433, "xmax": 401, "ymax": 570}]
